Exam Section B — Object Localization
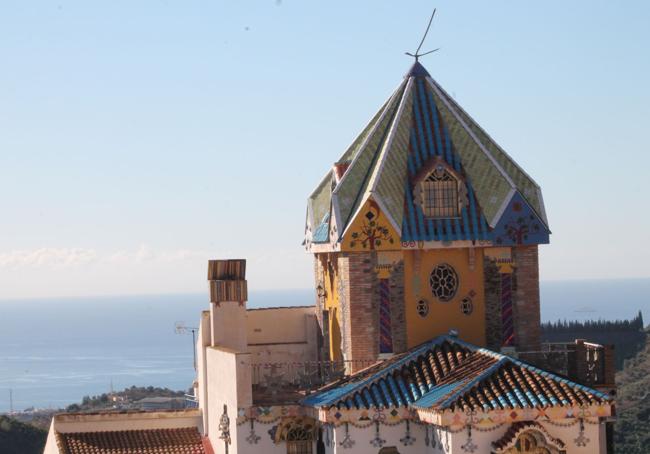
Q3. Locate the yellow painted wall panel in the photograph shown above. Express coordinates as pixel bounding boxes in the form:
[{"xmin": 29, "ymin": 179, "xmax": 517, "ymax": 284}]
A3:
[
  {"xmin": 341, "ymin": 199, "xmax": 400, "ymax": 252},
  {"xmin": 321, "ymin": 255, "xmax": 344, "ymax": 361},
  {"xmin": 404, "ymin": 248, "xmax": 486, "ymax": 347}
]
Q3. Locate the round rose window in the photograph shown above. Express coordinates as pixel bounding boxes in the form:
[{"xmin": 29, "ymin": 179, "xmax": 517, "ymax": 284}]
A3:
[{"xmin": 429, "ymin": 264, "xmax": 459, "ymax": 302}]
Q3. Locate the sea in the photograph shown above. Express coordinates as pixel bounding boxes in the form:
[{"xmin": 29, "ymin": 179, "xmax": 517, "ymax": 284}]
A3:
[{"xmin": 0, "ymin": 279, "xmax": 648, "ymax": 413}]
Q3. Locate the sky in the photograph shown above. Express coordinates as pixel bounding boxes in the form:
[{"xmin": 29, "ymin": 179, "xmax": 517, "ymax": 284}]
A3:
[{"xmin": 0, "ymin": 1, "xmax": 649, "ymax": 299}]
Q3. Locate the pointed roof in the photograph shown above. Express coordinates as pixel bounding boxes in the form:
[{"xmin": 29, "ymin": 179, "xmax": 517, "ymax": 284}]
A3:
[{"xmin": 305, "ymin": 61, "xmax": 549, "ymax": 249}]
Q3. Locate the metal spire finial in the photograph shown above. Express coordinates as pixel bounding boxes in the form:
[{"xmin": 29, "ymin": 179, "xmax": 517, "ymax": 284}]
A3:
[{"xmin": 405, "ymin": 7, "xmax": 440, "ymax": 61}]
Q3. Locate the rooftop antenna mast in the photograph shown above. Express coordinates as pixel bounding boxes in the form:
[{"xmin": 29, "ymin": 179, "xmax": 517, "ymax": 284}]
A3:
[
  {"xmin": 405, "ymin": 7, "xmax": 440, "ymax": 62},
  {"xmin": 175, "ymin": 321, "xmax": 198, "ymax": 371}
]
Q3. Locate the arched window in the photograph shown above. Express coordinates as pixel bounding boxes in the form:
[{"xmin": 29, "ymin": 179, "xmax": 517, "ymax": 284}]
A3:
[
  {"xmin": 378, "ymin": 448, "xmax": 400, "ymax": 454},
  {"xmin": 419, "ymin": 165, "xmax": 462, "ymax": 218},
  {"xmin": 281, "ymin": 419, "xmax": 316, "ymax": 454},
  {"xmin": 496, "ymin": 429, "xmax": 565, "ymax": 454}
]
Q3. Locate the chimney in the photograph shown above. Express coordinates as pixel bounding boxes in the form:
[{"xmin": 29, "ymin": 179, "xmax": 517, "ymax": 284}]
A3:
[{"xmin": 207, "ymin": 259, "xmax": 248, "ymax": 351}]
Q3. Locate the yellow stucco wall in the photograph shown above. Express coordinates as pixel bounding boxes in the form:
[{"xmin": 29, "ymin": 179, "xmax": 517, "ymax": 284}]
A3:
[
  {"xmin": 341, "ymin": 199, "xmax": 400, "ymax": 252},
  {"xmin": 404, "ymin": 248, "xmax": 486, "ymax": 347},
  {"xmin": 320, "ymin": 254, "xmax": 344, "ymax": 361}
]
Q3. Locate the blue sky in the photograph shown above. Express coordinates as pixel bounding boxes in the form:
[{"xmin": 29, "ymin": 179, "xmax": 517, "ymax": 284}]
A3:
[{"xmin": 1, "ymin": 1, "xmax": 649, "ymax": 298}]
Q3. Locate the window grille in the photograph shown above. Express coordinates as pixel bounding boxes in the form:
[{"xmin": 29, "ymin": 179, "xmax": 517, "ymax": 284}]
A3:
[
  {"xmin": 286, "ymin": 423, "xmax": 314, "ymax": 454},
  {"xmin": 287, "ymin": 441, "xmax": 313, "ymax": 454},
  {"xmin": 416, "ymin": 299, "xmax": 429, "ymax": 318},
  {"xmin": 429, "ymin": 264, "xmax": 459, "ymax": 302},
  {"xmin": 420, "ymin": 167, "xmax": 460, "ymax": 218},
  {"xmin": 460, "ymin": 297, "xmax": 473, "ymax": 315}
]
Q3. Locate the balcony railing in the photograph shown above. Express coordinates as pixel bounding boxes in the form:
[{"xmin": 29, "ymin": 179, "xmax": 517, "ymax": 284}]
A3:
[
  {"xmin": 184, "ymin": 394, "xmax": 199, "ymax": 409},
  {"xmin": 514, "ymin": 340, "xmax": 615, "ymax": 390}
]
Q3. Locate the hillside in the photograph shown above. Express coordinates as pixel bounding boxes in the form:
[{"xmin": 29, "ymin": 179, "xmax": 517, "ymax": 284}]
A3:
[
  {"xmin": 614, "ymin": 327, "xmax": 650, "ymax": 452},
  {"xmin": 0, "ymin": 415, "xmax": 47, "ymax": 454},
  {"xmin": 64, "ymin": 385, "xmax": 187, "ymax": 413},
  {"xmin": 4, "ymin": 385, "xmax": 188, "ymax": 453}
]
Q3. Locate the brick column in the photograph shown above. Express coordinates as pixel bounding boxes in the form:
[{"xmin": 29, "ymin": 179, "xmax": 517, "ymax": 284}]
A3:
[
  {"xmin": 483, "ymin": 258, "xmax": 502, "ymax": 351},
  {"xmin": 339, "ymin": 253, "xmax": 378, "ymax": 370},
  {"xmin": 512, "ymin": 245, "xmax": 541, "ymax": 352},
  {"xmin": 389, "ymin": 261, "xmax": 407, "ymax": 354}
]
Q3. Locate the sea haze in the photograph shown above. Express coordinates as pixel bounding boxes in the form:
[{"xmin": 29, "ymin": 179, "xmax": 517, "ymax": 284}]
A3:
[{"xmin": 0, "ymin": 280, "xmax": 647, "ymax": 412}]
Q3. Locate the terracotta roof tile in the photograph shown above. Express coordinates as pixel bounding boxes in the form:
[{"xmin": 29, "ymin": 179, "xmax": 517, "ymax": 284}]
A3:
[
  {"xmin": 56, "ymin": 427, "xmax": 206, "ymax": 454},
  {"xmin": 304, "ymin": 335, "xmax": 611, "ymax": 412}
]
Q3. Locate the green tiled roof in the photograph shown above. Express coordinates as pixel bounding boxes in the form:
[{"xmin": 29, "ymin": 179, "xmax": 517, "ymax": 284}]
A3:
[
  {"xmin": 332, "ymin": 80, "xmax": 407, "ymax": 231},
  {"xmin": 308, "ymin": 170, "xmax": 333, "ymax": 232},
  {"xmin": 428, "ymin": 85, "xmax": 514, "ymax": 225},
  {"xmin": 305, "ymin": 61, "xmax": 548, "ymax": 247},
  {"xmin": 371, "ymin": 82, "xmax": 414, "ymax": 230},
  {"xmin": 429, "ymin": 79, "xmax": 547, "ymax": 224}
]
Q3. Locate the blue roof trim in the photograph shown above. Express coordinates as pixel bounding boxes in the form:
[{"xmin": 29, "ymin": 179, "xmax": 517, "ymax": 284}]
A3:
[
  {"xmin": 303, "ymin": 335, "xmax": 611, "ymax": 411},
  {"xmin": 412, "ymin": 358, "xmax": 507, "ymax": 410},
  {"xmin": 400, "ymin": 80, "xmax": 495, "ymax": 244},
  {"xmin": 302, "ymin": 337, "xmax": 448, "ymax": 408},
  {"xmin": 491, "ymin": 191, "xmax": 550, "ymax": 246},
  {"xmin": 312, "ymin": 213, "xmax": 330, "ymax": 243},
  {"xmin": 454, "ymin": 339, "xmax": 612, "ymax": 402},
  {"xmin": 410, "ymin": 383, "xmax": 460, "ymax": 409}
]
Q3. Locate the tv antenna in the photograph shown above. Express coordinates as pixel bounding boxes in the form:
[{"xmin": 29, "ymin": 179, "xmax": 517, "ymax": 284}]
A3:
[
  {"xmin": 405, "ymin": 7, "xmax": 440, "ymax": 62},
  {"xmin": 175, "ymin": 321, "xmax": 198, "ymax": 371}
]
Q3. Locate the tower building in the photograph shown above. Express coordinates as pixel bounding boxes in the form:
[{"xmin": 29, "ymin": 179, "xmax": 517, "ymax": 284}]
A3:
[{"xmin": 306, "ymin": 62, "xmax": 549, "ymax": 366}]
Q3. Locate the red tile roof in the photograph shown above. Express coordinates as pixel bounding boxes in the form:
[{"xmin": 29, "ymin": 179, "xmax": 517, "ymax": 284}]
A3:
[
  {"xmin": 56, "ymin": 427, "xmax": 207, "ymax": 454},
  {"xmin": 305, "ymin": 336, "xmax": 611, "ymax": 412}
]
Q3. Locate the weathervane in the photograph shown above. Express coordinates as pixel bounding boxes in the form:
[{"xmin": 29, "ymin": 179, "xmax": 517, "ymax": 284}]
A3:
[{"xmin": 405, "ymin": 7, "xmax": 440, "ymax": 62}]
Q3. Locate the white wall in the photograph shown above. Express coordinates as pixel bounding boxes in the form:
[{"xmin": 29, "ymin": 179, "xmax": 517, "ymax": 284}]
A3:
[
  {"xmin": 330, "ymin": 421, "xmax": 432, "ymax": 454},
  {"xmin": 42, "ymin": 419, "xmax": 59, "ymax": 454},
  {"xmin": 235, "ymin": 419, "xmax": 287, "ymax": 454},
  {"xmin": 448, "ymin": 419, "xmax": 604, "ymax": 454},
  {"xmin": 197, "ymin": 310, "xmax": 211, "ymax": 434},
  {"xmin": 316, "ymin": 419, "xmax": 605, "ymax": 454},
  {"xmin": 205, "ymin": 346, "xmax": 252, "ymax": 454}
]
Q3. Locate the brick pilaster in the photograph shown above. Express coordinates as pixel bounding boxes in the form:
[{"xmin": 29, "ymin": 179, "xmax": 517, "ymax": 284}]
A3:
[
  {"xmin": 339, "ymin": 253, "xmax": 378, "ymax": 369},
  {"xmin": 483, "ymin": 258, "xmax": 502, "ymax": 351},
  {"xmin": 512, "ymin": 245, "xmax": 541, "ymax": 352}
]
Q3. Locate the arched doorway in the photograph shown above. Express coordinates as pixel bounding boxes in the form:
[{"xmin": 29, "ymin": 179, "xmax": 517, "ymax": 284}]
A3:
[
  {"xmin": 378, "ymin": 447, "xmax": 400, "ymax": 454},
  {"xmin": 495, "ymin": 428, "xmax": 565, "ymax": 454}
]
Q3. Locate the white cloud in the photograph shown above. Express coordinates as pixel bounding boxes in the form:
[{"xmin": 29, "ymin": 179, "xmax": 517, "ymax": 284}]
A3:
[
  {"xmin": 0, "ymin": 245, "xmax": 213, "ymax": 270},
  {"xmin": 0, "ymin": 248, "xmax": 98, "ymax": 268}
]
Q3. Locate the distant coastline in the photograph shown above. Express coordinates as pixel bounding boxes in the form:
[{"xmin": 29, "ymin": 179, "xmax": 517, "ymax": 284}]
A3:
[{"xmin": 0, "ymin": 278, "xmax": 647, "ymax": 413}]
